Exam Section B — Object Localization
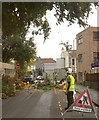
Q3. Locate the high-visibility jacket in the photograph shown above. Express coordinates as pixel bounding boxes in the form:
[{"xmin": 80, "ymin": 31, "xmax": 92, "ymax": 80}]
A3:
[{"xmin": 66, "ymin": 75, "xmax": 75, "ymax": 92}]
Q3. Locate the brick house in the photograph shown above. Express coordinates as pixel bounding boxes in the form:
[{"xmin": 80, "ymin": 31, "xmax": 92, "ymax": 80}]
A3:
[{"xmin": 76, "ymin": 26, "xmax": 99, "ymax": 82}]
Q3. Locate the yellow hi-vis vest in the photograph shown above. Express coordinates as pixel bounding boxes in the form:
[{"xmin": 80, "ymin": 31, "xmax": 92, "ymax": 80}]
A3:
[{"xmin": 66, "ymin": 75, "xmax": 75, "ymax": 92}]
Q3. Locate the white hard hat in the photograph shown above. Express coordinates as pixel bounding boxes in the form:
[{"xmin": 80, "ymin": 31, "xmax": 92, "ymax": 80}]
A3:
[{"xmin": 67, "ymin": 68, "xmax": 72, "ymax": 73}]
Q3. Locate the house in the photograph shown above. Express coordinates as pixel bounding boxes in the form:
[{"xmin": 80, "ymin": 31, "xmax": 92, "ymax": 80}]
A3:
[
  {"xmin": 56, "ymin": 58, "xmax": 65, "ymax": 69},
  {"xmin": 36, "ymin": 57, "xmax": 56, "ymax": 79},
  {"xmin": 61, "ymin": 47, "xmax": 77, "ymax": 73},
  {"xmin": 61, "ymin": 47, "xmax": 69, "ymax": 68},
  {"xmin": 69, "ymin": 50, "xmax": 77, "ymax": 73},
  {"xmin": 76, "ymin": 26, "xmax": 99, "ymax": 83}
]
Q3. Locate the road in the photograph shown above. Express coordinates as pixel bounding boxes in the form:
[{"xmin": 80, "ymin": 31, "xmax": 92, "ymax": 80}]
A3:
[{"xmin": 2, "ymin": 87, "xmax": 98, "ymax": 119}]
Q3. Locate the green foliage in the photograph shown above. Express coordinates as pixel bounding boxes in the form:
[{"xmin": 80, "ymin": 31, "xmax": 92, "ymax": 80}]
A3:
[
  {"xmin": 2, "ymin": 35, "xmax": 36, "ymax": 68},
  {"xmin": 26, "ymin": 71, "xmax": 32, "ymax": 75},
  {"xmin": 2, "ymin": 2, "xmax": 98, "ymax": 65},
  {"xmin": 38, "ymin": 84, "xmax": 54, "ymax": 91},
  {"xmin": 15, "ymin": 81, "xmax": 23, "ymax": 90},
  {"xmin": 2, "ymin": 75, "xmax": 16, "ymax": 98},
  {"xmin": 2, "ymin": 2, "xmax": 50, "ymax": 40},
  {"xmin": 2, "ymin": 2, "xmax": 98, "ymax": 39},
  {"xmin": 55, "ymin": 84, "xmax": 61, "ymax": 89}
]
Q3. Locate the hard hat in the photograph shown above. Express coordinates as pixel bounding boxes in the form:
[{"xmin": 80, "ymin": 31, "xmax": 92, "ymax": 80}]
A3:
[{"xmin": 67, "ymin": 68, "xmax": 72, "ymax": 73}]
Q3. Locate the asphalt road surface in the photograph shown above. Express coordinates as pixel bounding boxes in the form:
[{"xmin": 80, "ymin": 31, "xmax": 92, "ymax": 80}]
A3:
[{"xmin": 2, "ymin": 87, "xmax": 98, "ymax": 119}]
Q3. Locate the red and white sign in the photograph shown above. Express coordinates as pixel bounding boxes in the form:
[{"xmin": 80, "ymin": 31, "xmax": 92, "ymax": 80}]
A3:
[
  {"xmin": 16, "ymin": 63, "xmax": 20, "ymax": 70},
  {"xmin": 75, "ymin": 90, "xmax": 92, "ymax": 108},
  {"xmin": 67, "ymin": 89, "xmax": 94, "ymax": 113}
]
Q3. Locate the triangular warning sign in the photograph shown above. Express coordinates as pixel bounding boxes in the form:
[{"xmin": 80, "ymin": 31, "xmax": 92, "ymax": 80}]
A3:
[{"xmin": 67, "ymin": 89, "xmax": 94, "ymax": 113}]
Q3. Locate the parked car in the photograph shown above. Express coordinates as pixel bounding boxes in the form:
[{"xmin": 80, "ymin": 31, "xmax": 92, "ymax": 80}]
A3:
[
  {"xmin": 34, "ymin": 79, "xmax": 44, "ymax": 84},
  {"xmin": 23, "ymin": 75, "xmax": 34, "ymax": 84},
  {"xmin": 34, "ymin": 75, "xmax": 45, "ymax": 85},
  {"xmin": 36, "ymin": 75, "xmax": 44, "ymax": 80}
]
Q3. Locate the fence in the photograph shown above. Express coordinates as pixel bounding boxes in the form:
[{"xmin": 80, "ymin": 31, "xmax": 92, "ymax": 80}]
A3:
[
  {"xmin": 86, "ymin": 73, "xmax": 99, "ymax": 82},
  {"xmin": 84, "ymin": 73, "xmax": 99, "ymax": 91}
]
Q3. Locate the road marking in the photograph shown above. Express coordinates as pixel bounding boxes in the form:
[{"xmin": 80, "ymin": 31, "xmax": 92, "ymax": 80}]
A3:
[
  {"xmin": 58, "ymin": 101, "xmax": 60, "ymax": 104},
  {"xmin": 59, "ymin": 104, "xmax": 61, "ymax": 107},
  {"xmin": 61, "ymin": 112, "xmax": 63, "ymax": 116},
  {"xmin": 56, "ymin": 90, "xmax": 66, "ymax": 120},
  {"xmin": 60, "ymin": 107, "xmax": 62, "ymax": 111}
]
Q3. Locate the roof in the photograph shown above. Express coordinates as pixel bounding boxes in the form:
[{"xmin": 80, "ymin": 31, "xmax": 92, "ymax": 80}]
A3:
[
  {"xmin": 76, "ymin": 26, "xmax": 99, "ymax": 36},
  {"xmin": 41, "ymin": 58, "xmax": 56, "ymax": 63}
]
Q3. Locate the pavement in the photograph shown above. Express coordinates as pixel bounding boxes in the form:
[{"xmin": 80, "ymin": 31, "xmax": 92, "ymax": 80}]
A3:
[{"xmin": 75, "ymin": 84, "xmax": 99, "ymax": 106}]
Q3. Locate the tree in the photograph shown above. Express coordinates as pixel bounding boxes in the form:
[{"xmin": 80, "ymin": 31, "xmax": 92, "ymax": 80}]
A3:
[
  {"xmin": 2, "ymin": 2, "xmax": 98, "ymax": 64},
  {"xmin": 2, "ymin": 2, "xmax": 98, "ymax": 39},
  {"xmin": 2, "ymin": 35, "xmax": 36, "ymax": 68},
  {"xmin": 59, "ymin": 41, "xmax": 72, "ymax": 51},
  {"xmin": 2, "ymin": 2, "xmax": 51, "ymax": 40}
]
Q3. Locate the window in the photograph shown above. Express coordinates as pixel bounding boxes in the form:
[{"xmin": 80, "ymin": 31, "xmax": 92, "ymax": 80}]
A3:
[
  {"xmin": 77, "ymin": 35, "xmax": 83, "ymax": 44},
  {"xmin": 78, "ymin": 54, "xmax": 83, "ymax": 62},
  {"xmin": 93, "ymin": 31, "xmax": 99, "ymax": 40},
  {"xmin": 93, "ymin": 52, "xmax": 99, "ymax": 63},
  {"xmin": 72, "ymin": 58, "xmax": 75, "ymax": 65}
]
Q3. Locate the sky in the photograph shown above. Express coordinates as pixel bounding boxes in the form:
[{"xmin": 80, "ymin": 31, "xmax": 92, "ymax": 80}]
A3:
[{"xmin": 26, "ymin": 5, "xmax": 97, "ymax": 60}]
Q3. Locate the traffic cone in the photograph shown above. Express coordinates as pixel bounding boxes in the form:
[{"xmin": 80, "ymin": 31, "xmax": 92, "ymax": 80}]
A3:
[{"xmin": 62, "ymin": 82, "xmax": 65, "ymax": 89}]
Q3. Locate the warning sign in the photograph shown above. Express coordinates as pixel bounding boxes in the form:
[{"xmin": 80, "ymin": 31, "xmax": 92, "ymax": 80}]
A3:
[
  {"xmin": 75, "ymin": 90, "xmax": 92, "ymax": 107},
  {"xmin": 16, "ymin": 63, "xmax": 20, "ymax": 70},
  {"xmin": 67, "ymin": 89, "xmax": 94, "ymax": 113},
  {"xmin": 72, "ymin": 106, "xmax": 92, "ymax": 112}
]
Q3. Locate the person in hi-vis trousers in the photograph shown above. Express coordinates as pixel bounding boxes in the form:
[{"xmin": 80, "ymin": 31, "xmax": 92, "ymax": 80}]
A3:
[{"xmin": 64, "ymin": 68, "xmax": 75, "ymax": 110}]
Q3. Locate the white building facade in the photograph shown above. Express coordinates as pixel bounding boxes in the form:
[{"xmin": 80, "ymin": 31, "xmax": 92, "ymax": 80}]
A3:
[
  {"xmin": 56, "ymin": 58, "xmax": 65, "ymax": 69},
  {"xmin": 61, "ymin": 48, "xmax": 69, "ymax": 68},
  {"xmin": 60, "ymin": 47, "xmax": 77, "ymax": 73}
]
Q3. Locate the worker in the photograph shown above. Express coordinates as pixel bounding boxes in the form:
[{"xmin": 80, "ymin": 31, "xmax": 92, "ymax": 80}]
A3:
[{"xmin": 64, "ymin": 68, "xmax": 75, "ymax": 110}]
